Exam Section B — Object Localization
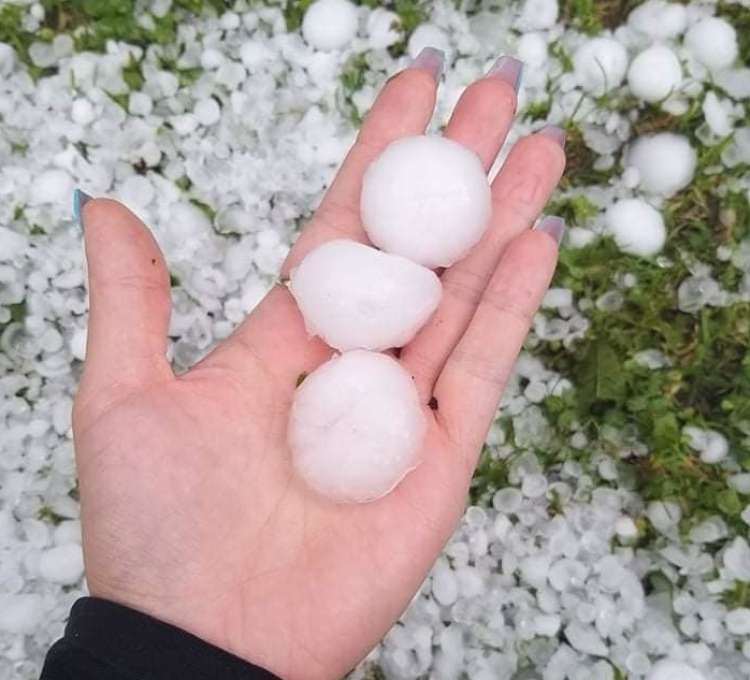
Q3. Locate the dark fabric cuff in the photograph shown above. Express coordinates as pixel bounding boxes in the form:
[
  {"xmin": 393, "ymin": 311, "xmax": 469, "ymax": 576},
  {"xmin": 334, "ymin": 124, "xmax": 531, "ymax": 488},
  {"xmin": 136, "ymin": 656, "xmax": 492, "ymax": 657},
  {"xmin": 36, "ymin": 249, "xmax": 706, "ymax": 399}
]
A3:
[{"xmin": 40, "ymin": 596, "xmax": 282, "ymax": 680}]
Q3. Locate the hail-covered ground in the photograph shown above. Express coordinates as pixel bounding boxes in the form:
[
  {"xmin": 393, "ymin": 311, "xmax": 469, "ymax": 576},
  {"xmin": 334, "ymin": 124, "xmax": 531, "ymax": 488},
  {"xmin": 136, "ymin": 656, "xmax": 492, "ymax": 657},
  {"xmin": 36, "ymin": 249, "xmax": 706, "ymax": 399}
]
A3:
[{"xmin": 0, "ymin": 0, "xmax": 749, "ymax": 678}]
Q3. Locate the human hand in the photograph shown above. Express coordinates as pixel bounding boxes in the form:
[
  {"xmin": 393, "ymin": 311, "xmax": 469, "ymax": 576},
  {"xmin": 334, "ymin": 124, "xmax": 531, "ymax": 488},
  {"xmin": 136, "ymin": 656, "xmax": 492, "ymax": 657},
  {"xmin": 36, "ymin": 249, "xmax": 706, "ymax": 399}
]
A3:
[{"xmin": 72, "ymin": 53, "xmax": 565, "ymax": 680}]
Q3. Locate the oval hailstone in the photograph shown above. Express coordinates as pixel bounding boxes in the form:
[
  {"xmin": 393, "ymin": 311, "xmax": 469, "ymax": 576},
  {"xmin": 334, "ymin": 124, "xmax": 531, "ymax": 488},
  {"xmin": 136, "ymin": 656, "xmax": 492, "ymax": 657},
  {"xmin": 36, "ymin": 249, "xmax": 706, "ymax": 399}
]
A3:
[
  {"xmin": 684, "ymin": 17, "xmax": 738, "ymax": 72},
  {"xmin": 290, "ymin": 240, "xmax": 441, "ymax": 351},
  {"xmin": 573, "ymin": 37, "xmax": 628, "ymax": 96},
  {"xmin": 605, "ymin": 198, "xmax": 666, "ymax": 257},
  {"xmin": 288, "ymin": 350, "xmax": 425, "ymax": 503},
  {"xmin": 361, "ymin": 135, "xmax": 492, "ymax": 268},
  {"xmin": 646, "ymin": 660, "xmax": 706, "ymax": 680},
  {"xmin": 626, "ymin": 133, "xmax": 696, "ymax": 196}
]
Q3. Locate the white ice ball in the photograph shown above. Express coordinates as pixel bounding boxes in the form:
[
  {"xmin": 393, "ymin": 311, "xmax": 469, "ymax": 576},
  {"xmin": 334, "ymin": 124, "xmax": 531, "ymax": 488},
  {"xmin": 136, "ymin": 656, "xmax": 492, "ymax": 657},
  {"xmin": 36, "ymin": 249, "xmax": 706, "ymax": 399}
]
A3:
[
  {"xmin": 626, "ymin": 133, "xmax": 696, "ymax": 196},
  {"xmin": 361, "ymin": 135, "xmax": 491, "ymax": 268},
  {"xmin": 407, "ymin": 23, "xmax": 451, "ymax": 60},
  {"xmin": 38, "ymin": 543, "xmax": 84, "ymax": 585},
  {"xmin": 32, "ymin": 168, "xmax": 75, "ymax": 206},
  {"xmin": 302, "ymin": 0, "xmax": 359, "ymax": 51},
  {"xmin": 685, "ymin": 17, "xmax": 738, "ymax": 72},
  {"xmin": 289, "ymin": 350, "xmax": 425, "ymax": 503},
  {"xmin": 290, "ymin": 240, "xmax": 442, "ymax": 352},
  {"xmin": 628, "ymin": 1, "xmax": 687, "ymax": 40},
  {"xmin": 646, "ymin": 660, "xmax": 706, "ymax": 680},
  {"xmin": 605, "ymin": 198, "xmax": 666, "ymax": 257},
  {"xmin": 573, "ymin": 37, "xmax": 628, "ymax": 96},
  {"xmin": 628, "ymin": 45, "xmax": 682, "ymax": 103},
  {"xmin": 518, "ymin": 0, "xmax": 559, "ymax": 30}
]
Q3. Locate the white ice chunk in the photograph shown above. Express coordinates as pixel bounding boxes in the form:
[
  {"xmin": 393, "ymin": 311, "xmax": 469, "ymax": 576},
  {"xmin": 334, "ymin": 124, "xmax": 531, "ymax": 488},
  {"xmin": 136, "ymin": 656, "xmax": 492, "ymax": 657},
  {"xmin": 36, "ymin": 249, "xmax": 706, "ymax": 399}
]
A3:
[
  {"xmin": 573, "ymin": 37, "xmax": 628, "ymax": 96},
  {"xmin": 38, "ymin": 543, "xmax": 84, "ymax": 585},
  {"xmin": 628, "ymin": 1, "xmax": 687, "ymax": 40},
  {"xmin": 0, "ymin": 594, "xmax": 44, "ymax": 634},
  {"xmin": 361, "ymin": 135, "xmax": 491, "ymax": 268},
  {"xmin": 302, "ymin": 0, "xmax": 359, "ymax": 51},
  {"xmin": 685, "ymin": 17, "xmax": 738, "ymax": 72},
  {"xmin": 289, "ymin": 239, "xmax": 442, "ymax": 351},
  {"xmin": 32, "ymin": 168, "xmax": 75, "ymax": 206},
  {"xmin": 367, "ymin": 9, "xmax": 400, "ymax": 49},
  {"xmin": 288, "ymin": 350, "xmax": 425, "ymax": 503},
  {"xmin": 646, "ymin": 660, "xmax": 706, "ymax": 680},
  {"xmin": 627, "ymin": 45, "xmax": 682, "ymax": 103},
  {"xmin": 407, "ymin": 23, "xmax": 451, "ymax": 60},
  {"xmin": 605, "ymin": 198, "xmax": 666, "ymax": 257},
  {"xmin": 702, "ymin": 92, "xmax": 733, "ymax": 137},
  {"xmin": 0, "ymin": 227, "xmax": 28, "ymax": 261},
  {"xmin": 518, "ymin": 0, "xmax": 559, "ymax": 31},
  {"xmin": 626, "ymin": 133, "xmax": 696, "ymax": 196},
  {"xmin": 726, "ymin": 608, "xmax": 750, "ymax": 635}
]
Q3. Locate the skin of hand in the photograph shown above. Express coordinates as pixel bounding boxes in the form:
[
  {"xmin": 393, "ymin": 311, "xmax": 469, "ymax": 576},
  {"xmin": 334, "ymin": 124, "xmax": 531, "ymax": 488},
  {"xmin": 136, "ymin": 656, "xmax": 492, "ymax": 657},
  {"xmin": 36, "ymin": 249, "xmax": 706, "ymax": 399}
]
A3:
[{"xmin": 72, "ymin": 56, "xmax": 565, "ymax": 680}]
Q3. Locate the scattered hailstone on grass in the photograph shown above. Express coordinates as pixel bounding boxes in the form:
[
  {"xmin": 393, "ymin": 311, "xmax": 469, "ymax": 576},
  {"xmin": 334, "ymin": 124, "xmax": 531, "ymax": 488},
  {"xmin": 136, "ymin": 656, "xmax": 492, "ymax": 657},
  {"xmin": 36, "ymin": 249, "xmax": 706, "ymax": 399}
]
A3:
[
  {"xmin": 627, "ymin": 45, "xmax": 682, "ymax": 103},
  {"xmin": 361, "ymin": 135, "xmax": 491, "ymax": 268},
  {"xmin": 32, "ymin": 168, "xmax": 75, "ymax": 206},
  {"xmin": 683, "ymin": 426, "xmax": 729, "ymax": 464},
  {"xmin": 289, "ymin": 239, "xmax": 442, "ymax": 351},
  {"xmin": 702, "ymin": 92, "xmax": 733, "ymax": 138},
  {"xmin": 647, "ymin": 660, "xmax": 706, "ymax": 680},
  {"xmin": 627, "ymin": 0, "xmax": 687, "ymax": 40},
  {"xmin": 302, "ymin": 0, "xmax": 359, "ymax": 51},
  {"xmin": 288, "ymin": 350, "xmax": 425, "ymax": 503},
  {"xmin": 626, "ymin": 133, "xmax": 696, "ymax": 196},
  {"xmin": 684, "ymin": 17, "xmax": 738, "ymax": 72},
  {"xmin": 605, "ymin": 198, "xmax": 666, "ymax": 257},
  {"xmin": 517, "ymin": 0, "xmax": 559, "ymax": 31},
  {"xmin": 573, "ymin": 37, "xmax": 628, "ymax": 96},
  {"xmin": 366, "ymin": 8, "xmax": 401, "ymax": 49}
]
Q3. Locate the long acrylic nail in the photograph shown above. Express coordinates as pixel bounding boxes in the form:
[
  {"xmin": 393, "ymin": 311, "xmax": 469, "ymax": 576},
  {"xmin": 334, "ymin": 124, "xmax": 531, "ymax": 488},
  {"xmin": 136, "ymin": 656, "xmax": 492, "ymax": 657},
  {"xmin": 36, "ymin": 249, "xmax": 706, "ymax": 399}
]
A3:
[
  {"xmin": 73, "ymin": 189, "xmax": 92, "ymax": 227},
  {"xmin": 539, "ymin": 125, "xmax": 566, "ymax": 148},
  {"xmin": 410, "ymin": 47, "xmax": 445, "ymax": 81},
  {"xmin": 486, "ymin": 56, "xmax": 523, "ymax": 93},
  {"xmin": 535, "ymin": 215, "xmax": 565, "ymax": 245}
]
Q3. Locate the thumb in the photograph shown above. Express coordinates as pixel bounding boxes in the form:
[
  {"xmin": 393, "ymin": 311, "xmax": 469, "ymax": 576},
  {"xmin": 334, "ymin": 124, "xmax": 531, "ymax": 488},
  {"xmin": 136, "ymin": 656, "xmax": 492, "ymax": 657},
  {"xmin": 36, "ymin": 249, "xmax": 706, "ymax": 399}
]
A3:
[{"xmin": 76, "ymin": 194, "xmax": 173, "ymax": 400}]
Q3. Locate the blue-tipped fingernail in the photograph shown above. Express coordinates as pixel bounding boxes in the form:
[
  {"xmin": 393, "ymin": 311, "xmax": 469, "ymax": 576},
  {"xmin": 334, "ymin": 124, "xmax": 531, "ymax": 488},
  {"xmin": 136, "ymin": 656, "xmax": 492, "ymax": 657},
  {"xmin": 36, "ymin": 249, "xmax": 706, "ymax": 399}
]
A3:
[
  {"xmin": 410, "ymin": 47, "xmax": 445, "ymax": 81},
  {"xmin": 486, "ymin": 56, "xmax": 524, "ymax": 93},
  {"xmin": 539, "ymin": 124, "xmax": 567, "ymax": 148},
  {"xmin": 535, "ymin": 215, "xmax": 565, "ymax": 245},
  {"xmin": 73, "ymin": 189, "xmax": 92, "ymax": 227}
]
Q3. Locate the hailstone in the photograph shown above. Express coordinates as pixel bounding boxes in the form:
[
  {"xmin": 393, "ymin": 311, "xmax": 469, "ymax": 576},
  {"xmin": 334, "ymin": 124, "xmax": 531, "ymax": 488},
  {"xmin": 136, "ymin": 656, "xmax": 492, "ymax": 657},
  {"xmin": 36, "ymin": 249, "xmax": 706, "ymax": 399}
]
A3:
[
  {"xmin": 605, "ymin": 198, "xmax": 666, "ymax": 257},
  {"xmin": 302, "ymin": 0, "xmax": 359, "ymax": 51},
  {"xmin": 288, "ymin": 350, "xmax": 426, "ymax": 503},
  {"xmin": 573, "ymin": 37, "xmax": 628, "ymax": 96},
  {"xmin": 361, "ymin": 135, "xmax": 492, "ymax": 268},
  {"xmin": 627, "ymin": 45, "xmax": 682, "ymax": 103},
  {"xmin": 626, "ymin": 133, "xmax": 696, "ymax": 196},
  {"xmin": 646, "ymin": 660, "xmax": 706, "ymax": 680},
  {"xmin": 684, "ymin": 17, "xmax": 738, "ymax": 72},
  {"xmin": 627, "ymin": 1, "xmax": 687, "ymax": 41},
  {"xmin": 289, "ymin": 239, "xmax": 442, "ymax": 351}
]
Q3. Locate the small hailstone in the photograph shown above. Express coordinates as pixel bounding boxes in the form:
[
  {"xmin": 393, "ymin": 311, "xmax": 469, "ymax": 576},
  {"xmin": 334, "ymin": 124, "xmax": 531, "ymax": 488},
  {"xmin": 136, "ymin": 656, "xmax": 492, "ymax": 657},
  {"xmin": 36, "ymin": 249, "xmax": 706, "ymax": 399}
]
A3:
[
  {"xmin": 128, "ymin": 91, "xmax": 153, "ymax": 116},
  {"xmin": 702, "ymin": 92, "xmax": 733, "ymax": 138},
  {"xmin": 492, "ymin": 487, "xmax": 522, "ymax": 514},
  {"xmin": 288, "ymin": 350, "xmax": 425, "ymax": 503},
  {"xmin": 32, "ymin": 168, "xmax": 75, "ymax": 206},
  {"xmin": 684, "ymin": 17, "xmax": 738, "ymax": 72},
  {"xmin": 38, "ymin": 543, "xmax": 84, "ymax": 585},
  {"xmin": 432, "ymin": 563, "xmax": 458, "ymax": 606},
  {"xmin": 627, "ymin": 1, "xmax": 687, "ymax": 40},
  {"xmin": 289, "ymin": 240, "xmax": 442, "ymax": 351},
  {"xmin": 71, "ymin": 98, "xmax": 95, "ymax": 125},
  {"xmin": 70, "ymin": 327, "xmax": 87, "ymax": 361},
  {"xmin": 605, "ymin": 198, "xmax": 666, "ymax": 257},
  {"xmin": 534, "ymin": 614, "xmax": 561, "ymax": 636},
  {"xmin": 194, "ymin": 97, "xmax": 221, "ymax": 126},
  {"xmin": 626, "ymin": 133, "xmax": 696, "ymax": 196},
  {"xmin": 367, "ymin": 8, "xmax": 400, "ymax": 49},
  {"xmin": 517, "ymin": 0, "xmax": 558, "ymax": 30},
  {"xmin": 0, "ymin": 227, "xmax": 28, "ymax": 261},
  {"xmin": 647, "ymin": 500, "xmax": 681, "ymax": 533},
  {"xmin": 407, "ymin": 23, "xmax": 451, "ymax": 61},
  {"xmin": 573, "ymin": 37, "xmax": 628, "ymax": 96},
  {"xmin": 0, "ymin": 594, "xmax": 44, "ymax": 634},
  {"xmin": 683, "ymin": 426, "xmax": 729, "ymax": 463},
  {"xmin": 726, "ymin": 608, "xmax": 750, "ymax": 635},
  {"xmin": 361, "ymin": 135, "xmax": 492, "ymax": 268},
  {"xmin": 729, "ymin": 473, "xmax": 750, "ymax": 494},
  {"xmin": 302, "ymin": 0, "xmax": 359, "ymax": 51},
  {"xmin": 542, "ymin": 288, "xmax": 573, "ymax": 309},
  {"xmin": 565, "ymin": 622, "xmax": 608, "ymax": 656},
  {"xmin": 627, "ymin": 45, "xmax": 682, "ymax": 103},
  {"xmin": 646, "ymin": 661, "xmax": 706, "ymax": 680},
  {"xmin": 723, "ymin": 537, "xmax": 750, "ymax": 581},
  {"xmin": 119, "ymin": 175, "xmax": 155, "ymax": 208}
]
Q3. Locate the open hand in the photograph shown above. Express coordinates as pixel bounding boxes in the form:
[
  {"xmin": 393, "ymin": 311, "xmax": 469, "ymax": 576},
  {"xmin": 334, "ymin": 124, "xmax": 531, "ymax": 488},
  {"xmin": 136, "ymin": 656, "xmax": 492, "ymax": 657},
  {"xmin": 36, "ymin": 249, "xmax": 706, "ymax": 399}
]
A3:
[{"xmin": 73, "ymin": 55, "xmax": 565, "ymax": 680}]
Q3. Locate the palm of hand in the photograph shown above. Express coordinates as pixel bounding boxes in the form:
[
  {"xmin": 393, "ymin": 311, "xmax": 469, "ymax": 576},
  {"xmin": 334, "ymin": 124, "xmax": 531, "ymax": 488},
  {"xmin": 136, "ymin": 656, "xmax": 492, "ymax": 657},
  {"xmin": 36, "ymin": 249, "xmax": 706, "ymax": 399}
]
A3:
[{"xmin": 73, "ymin": 66, "xmax": 564, "ymax": 680}]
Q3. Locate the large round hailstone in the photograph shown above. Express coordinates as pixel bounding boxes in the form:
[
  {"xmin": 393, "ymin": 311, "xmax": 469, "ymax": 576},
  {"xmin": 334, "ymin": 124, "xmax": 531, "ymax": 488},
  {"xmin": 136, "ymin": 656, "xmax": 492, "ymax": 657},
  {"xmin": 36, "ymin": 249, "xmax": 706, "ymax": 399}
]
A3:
[
  {"xmin": 302, "ymin": 0, "xmax": 359, "ymax": 51},
  {"xmin": 684, "ymin": 17, "xmax": 738, "ymax": 72},
  {"xmin": 605, "ymin": 199, "xmax": 666, "ymax": 257},
  {"xmin": 289, "ymin": 350, "xmax": 425, "ymax": 503},
  {"xmin": 289, "ymin": 239, "xmax": 442, "ymax": 351},
  {"xmin": 646, "ymin": 660, "xmax": 706, "ymax": 680},
  {"xmin": 626, "ymin": 133, "xmax": 696, "ymax": 196},
  {"xmin": 407, "ymin": 23, "xmax": 451, "ymax": 60},
  {"xmin": 361, "ymin": 135, "xmax": 491, "ymax": 268},
  {"xmin": 573, "ymin": 37, "xmax": 628, "ymax": 96},
  {"xmin": 627, "ymin": 45, "xmax": 682, "ymax": 103}
]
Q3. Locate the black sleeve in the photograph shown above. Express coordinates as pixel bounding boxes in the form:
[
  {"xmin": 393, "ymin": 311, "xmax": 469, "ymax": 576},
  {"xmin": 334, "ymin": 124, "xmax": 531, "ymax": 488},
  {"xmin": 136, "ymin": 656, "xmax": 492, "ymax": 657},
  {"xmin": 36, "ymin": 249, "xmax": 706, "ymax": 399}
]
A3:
[{"xmin": 40, "ymin": 597, "xmax": 282, "ymax": 680}]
